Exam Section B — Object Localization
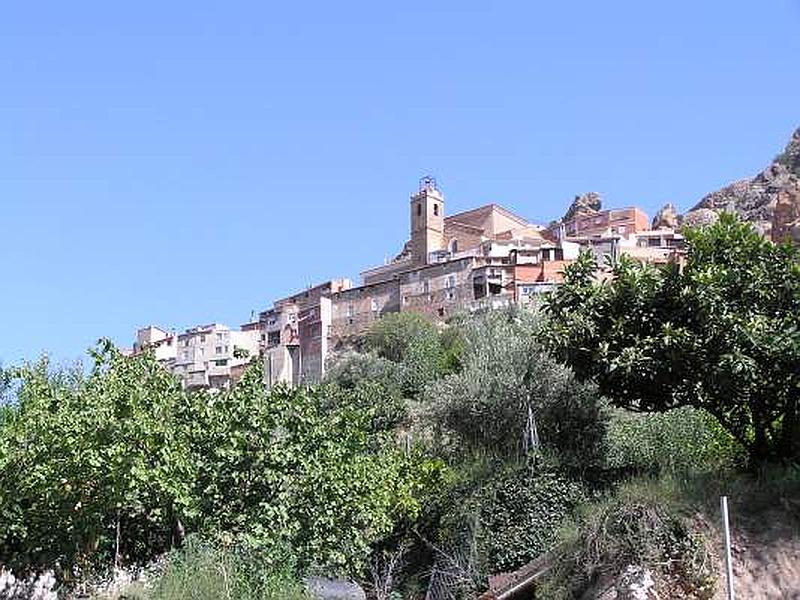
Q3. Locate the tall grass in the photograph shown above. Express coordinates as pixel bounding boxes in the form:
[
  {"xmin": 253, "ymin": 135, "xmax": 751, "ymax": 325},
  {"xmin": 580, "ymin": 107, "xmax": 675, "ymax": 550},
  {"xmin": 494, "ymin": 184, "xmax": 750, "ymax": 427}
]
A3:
[{"xmin": 117, "ymin": 538, "xmax": 310, "ymax": 600}]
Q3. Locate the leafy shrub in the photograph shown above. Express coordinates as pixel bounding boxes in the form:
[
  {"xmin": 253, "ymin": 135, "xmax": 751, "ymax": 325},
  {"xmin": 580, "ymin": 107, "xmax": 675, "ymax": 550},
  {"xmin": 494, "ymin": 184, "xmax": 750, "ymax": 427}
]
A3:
[
  {"xmin": 432, "ymin": 460, "xmax": 584, "ymax": 579},
  {"xmin": 365, "ymin": 312, "xmax": 444, "ymax": 397},
  {"xmin": 181, "ymin": 367, "xmax": 435, "ymax": 575},
  {"xmin": 323, "ymin": 353, "xmax": 408, "ymax": 431},
  {"xmin": 325, "ymin": 351, "xmax": 403, "ymax": 392},
  {"xmin": 606, "ymin": 406, "xmax": 745, "ymax": 474}
]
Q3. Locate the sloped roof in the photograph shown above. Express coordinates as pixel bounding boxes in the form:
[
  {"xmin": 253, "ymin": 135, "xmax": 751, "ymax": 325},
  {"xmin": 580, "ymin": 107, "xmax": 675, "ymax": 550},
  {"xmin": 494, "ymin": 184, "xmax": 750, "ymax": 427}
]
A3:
[{"xmin": 445, "ymin": 203, "xmax": 532, "ymax": 233}]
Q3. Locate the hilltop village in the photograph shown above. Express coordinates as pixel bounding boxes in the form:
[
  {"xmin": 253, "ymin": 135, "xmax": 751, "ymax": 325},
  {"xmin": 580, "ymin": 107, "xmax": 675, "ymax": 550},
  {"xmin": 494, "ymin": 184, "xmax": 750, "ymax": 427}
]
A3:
[{"xmin": 127, "ymin": 177, "xmax": 686, "ymax": 390}]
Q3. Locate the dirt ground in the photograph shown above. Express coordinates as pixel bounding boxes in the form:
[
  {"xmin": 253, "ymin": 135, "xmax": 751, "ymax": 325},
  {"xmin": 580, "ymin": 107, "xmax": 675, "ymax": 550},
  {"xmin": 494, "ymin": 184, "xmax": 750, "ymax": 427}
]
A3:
[{"xmin": 713, "ymin": 506, "xmax": 800, "ymax": 600}]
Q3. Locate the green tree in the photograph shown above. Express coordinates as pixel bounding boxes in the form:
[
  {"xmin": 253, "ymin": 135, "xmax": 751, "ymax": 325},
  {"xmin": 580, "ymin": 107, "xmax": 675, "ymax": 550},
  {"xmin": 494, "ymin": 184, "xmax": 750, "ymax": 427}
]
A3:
[
  {"xmin": 365, "ymin": 312, "xmax": 445, "ymax": 397},
  {"xmin": 425, "ymin": 308, "xmax": 608, "ymax": 469},
  {"xmin": 0, "ymin": 342, "xmax": 194, "ymax": 572},
  {"xmin": 0, "ymin": 345, "xmax": 436, "ymax": 579},
  {"xmin": 547, "ymin": 214, "xmax": 800, "ymax": 463},
  {"xmin": 183, "ymin": 364, "xmax": 435, "ymax": 575}
]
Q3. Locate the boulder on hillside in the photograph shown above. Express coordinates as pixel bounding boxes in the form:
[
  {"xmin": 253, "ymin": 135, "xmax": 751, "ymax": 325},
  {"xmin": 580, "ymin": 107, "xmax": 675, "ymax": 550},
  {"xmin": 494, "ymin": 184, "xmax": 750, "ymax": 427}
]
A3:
[
  {"xmin": 772, "ymin": 184, "xmax": 800, "ymax": 244},
  {"xmin": 562, "ymin": 192, "xmax": 602, "ymax": 222},
  {"xmin": 651, "ymin": 203, "xmax": 680, "ymax": 229},
  {"xmin": 304, "ymin": 576, "xmax": 366, "ymax": 600}
]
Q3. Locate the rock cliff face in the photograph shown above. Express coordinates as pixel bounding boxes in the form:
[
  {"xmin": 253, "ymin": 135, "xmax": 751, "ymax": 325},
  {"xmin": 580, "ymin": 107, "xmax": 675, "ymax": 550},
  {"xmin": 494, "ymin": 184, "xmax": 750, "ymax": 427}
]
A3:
[
  {"xmin": 562, "ymin": 192, "xmax": 602, "ymax": 222},
  {"xmin": 687, "ymin": 128, "xmax": 800, "ymax": 242}
]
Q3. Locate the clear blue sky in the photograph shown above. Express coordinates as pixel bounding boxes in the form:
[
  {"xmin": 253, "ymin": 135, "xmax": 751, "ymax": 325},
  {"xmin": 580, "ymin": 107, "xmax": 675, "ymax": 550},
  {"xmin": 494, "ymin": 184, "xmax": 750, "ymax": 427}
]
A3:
[{"xmin": 2, "ymin": 1, "xmax": 799, "ymax": 366}]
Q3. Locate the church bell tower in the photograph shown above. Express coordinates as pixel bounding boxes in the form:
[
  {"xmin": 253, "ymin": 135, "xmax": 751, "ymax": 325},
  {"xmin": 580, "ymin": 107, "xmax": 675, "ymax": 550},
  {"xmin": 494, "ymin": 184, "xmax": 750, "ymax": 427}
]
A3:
[{"xmin": 409, "ymin": 176, "xmax": 445, "ymax": 265}]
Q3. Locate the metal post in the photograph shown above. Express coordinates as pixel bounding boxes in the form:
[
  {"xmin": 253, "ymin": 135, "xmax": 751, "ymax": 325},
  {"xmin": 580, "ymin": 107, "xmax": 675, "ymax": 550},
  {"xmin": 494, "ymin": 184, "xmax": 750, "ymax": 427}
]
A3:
[{"xmin": 721, "ymin": 496, "xmax": 735, "ymax": 600}]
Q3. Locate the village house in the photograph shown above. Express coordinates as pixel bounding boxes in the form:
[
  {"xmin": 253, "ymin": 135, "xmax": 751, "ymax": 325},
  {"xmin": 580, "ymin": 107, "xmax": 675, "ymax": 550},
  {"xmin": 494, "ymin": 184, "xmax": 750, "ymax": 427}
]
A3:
[{"xmin": 130, "ymin": 322, "xmax": 260, "ymax": 390}]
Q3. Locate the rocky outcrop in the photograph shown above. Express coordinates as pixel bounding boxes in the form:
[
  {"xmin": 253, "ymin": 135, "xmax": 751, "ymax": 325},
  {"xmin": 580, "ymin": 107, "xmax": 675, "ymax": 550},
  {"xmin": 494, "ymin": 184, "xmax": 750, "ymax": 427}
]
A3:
[
  {"xmin": 775, "ymin": 127, "xmax": 800, "ymax": 177},
  {"xmin": 651, "ymin": 203, "xmax": 680, "ymax": 229},
  {"xmin": 689, "ymin": 128, "xmax": 800, "ymax": 242},
  {"xmin": 772, "ymin": 183, "xmax": 800, "ymax": 244},
  {"xmin": 562, "ymin": 192, "xmax": 602, "ymax": 222}
]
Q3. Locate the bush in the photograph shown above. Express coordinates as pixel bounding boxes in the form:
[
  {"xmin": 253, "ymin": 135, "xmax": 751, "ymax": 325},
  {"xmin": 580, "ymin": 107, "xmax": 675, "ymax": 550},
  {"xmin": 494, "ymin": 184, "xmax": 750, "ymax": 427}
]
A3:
[
  {"xmin": 606, "ymin": 406, "xmax": 745, "ymax": 474},
  {"xmin": 323, "ymin": 353, "xmax": 409, "ymax": 431},
  {"xmin": 138, "ymin": 537, "xmax": 310, "ymax": 600},
  {"xmin": 425, "ymin": 308, "xmax": 608, "ymax": 466},
  {"xmin": 429, "ymin": 459, "xmax": 584, "ymax": 588},
  {"xmin": 365, "ymin": 313, "xmax": 444, "ymax": 397},
  {"xmin": 183, "ymin": 368, "xmax": 434, "ymax": 576},
  {"xmin": 0, "ymin": 345, "xmax": 193, "ymax": 574}
]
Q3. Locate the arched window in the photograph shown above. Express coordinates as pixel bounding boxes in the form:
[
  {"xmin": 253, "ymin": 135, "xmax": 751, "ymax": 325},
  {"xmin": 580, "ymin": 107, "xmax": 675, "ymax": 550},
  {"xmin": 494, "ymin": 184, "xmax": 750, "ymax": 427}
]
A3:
[{"xmin": 449, "ymin": 239, "xmax": 458, "ymax": 254}]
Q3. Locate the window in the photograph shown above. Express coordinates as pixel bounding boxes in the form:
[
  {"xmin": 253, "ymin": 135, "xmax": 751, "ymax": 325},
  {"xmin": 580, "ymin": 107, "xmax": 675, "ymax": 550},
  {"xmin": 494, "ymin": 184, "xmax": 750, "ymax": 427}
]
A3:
[
  {"xmin": 200, "ymin": 335, "xmax": 206, "ymax": 342},
  {"xmin": 216, "ymin": 333, "xmax": 223, "ymax": 341},
  {"xmin": 445, "ymin": 275, "xmax": 456, "ymax": 289},
  {"xmin": 199, "ymin": 348, "xmax": 205, "ymax": 356},
  {"xmin": 215, "ymin": 359, "xmax": 228, "ymax": 367},
  {"xmin": 215, "ymin": 346, "xmax": 223, "ymax": 354},
  {"xmin": 433, "ymin": 203, "xmax": 439, "ymax": 216},
  {"xmin": 347, "ymin": 304, "xmax": 354, "ymax": 317},
  {"xmin": 267, "ymin": 331, "xmax": 280, "ymax": 346},
  {"xmin": 449, "ymin": 239, "xmax": 458, "ymax": 253},
  {"xmin": 182, "ymin": 351, "xmax": 189, "ymax": 360},
  {"xmin": 416, "ymin": 203, "xmax": 422, "ymax": 217},
  {"xmin": 184, "ymin": 340, "xmax": 190, "ymax": 347},
  {"xmin": 447, "ymin": 291, "xmax": 455, "ymax": 301},
  {"xmin": 370, "ymin": 299, "xmax": 378, "ymax": 312}
]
